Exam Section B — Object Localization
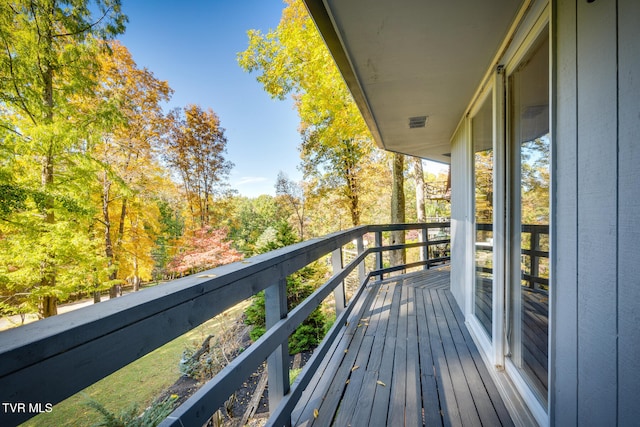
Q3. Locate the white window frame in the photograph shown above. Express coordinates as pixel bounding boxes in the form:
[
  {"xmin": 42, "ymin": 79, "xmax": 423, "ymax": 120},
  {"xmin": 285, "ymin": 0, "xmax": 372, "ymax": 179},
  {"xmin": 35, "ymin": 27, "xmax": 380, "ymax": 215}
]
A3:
[{"xmin": 463, "ymin": 1, "xmax": 551, "ymax": 426}]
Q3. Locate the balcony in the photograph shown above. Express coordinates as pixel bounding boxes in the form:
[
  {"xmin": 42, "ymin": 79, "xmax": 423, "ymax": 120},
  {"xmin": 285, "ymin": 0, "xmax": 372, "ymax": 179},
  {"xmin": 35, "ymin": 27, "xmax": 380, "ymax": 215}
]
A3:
[{"xmin": 0, "ymin": 222, "xmax": 514, "ymax": 426}]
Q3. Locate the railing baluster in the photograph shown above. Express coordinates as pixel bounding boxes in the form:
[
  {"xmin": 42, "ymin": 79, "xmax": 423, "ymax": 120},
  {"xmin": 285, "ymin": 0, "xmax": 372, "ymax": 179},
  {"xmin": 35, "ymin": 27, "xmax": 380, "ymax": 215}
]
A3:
[
  {"xmin": 356, "ymin": 235, "xmax": 366, "ymax": 283},
  {"xmin": 332, "ymin": 247, "xmax": 346, "ymax": 315},
  {"xmin": 375, "ymin": 231, "xmax": 383, "ymax": 281},
  {"xmin": 530, "ymin": 228, "xmax": 540, "ymax": 290},
  {"xmin": 265, "ymin": 276, "xmax": 289, "ymax": 410},
  {"xmin": 421, "ymin": 226, "xmax": 429, "ymax": 270}
]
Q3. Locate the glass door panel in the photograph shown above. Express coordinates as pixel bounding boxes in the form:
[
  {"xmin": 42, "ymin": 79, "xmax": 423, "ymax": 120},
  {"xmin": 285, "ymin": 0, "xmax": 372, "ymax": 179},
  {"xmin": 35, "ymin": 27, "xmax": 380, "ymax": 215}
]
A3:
[
  {"xmin": 472, "ymin": 93, "xmax": 494, "ymax": 339},
  {"xmin": 508, "ymin": 27, "xmax": 550, "ymax": 405}
]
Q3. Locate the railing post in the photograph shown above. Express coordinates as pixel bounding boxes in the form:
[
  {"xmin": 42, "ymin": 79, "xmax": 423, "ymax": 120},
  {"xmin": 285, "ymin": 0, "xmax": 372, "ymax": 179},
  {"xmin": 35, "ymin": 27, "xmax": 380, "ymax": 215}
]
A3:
[
  {"xmin": 357, "ymin": 235, "xmax": 366, "ymax": 283},
  {"xmin": 265, "ymin": 277, "xmax": 289, "ymax": 411},
  {"xmin": 375, "ymin": 231, "xmax": 383, "ymax": 280},
  {"xmin": 530, "ymin": 228, "xmax": 540, "ymax": 290},
  {"xmin": 421, "ymin": 226, "xmax": 429, "ymax": 270},
  {"xmin": 332, "ymin": 248, "xmax": 346, "ymax": 315}
]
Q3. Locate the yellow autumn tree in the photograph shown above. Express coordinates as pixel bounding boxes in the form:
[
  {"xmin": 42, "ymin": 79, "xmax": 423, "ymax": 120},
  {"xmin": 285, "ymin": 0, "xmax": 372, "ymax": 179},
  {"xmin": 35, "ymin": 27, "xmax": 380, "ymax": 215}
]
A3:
[
  {"xmin": 91, "ymin": 40, "xmax": 175, "ymax": 299},
  {"xmin": 239, "ymin": 0, "xmax": 377, "ymax": 228}
]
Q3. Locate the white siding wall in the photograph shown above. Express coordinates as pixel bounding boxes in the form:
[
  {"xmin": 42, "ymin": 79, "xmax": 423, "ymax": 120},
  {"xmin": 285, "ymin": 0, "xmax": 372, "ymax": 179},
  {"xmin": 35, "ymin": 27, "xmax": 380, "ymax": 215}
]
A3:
[
  {"xmin": 552, "ymin": 0, "xmax": 640, "ymax": 425},
  {"xmin": 449, "ymin": 119, "xmax": 471, "ymax": 314}
]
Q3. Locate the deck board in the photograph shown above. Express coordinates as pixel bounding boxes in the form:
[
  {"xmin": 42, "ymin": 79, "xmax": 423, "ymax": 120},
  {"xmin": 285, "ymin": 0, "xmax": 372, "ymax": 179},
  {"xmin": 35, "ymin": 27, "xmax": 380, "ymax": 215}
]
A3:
[{"xmin": 292, "ymin": 268, "xmax": 514, "ymax": 426}]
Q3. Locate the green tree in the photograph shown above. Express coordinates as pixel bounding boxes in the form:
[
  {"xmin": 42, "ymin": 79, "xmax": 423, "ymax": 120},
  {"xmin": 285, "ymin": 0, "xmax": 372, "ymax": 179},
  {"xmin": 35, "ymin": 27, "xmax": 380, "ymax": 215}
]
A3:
[
  {"xmin": 238, "ymin": 0, "xmax": 375, "ymax": 227},
  {"xmin": 244, "ymin": 221, "xmax": 328, "ymax": 354},
  {"xmin": 151, "ymin": 198, "xmax": 184, "ymax": 281},
  {"xmin": 0, "ymin": 0, "xmax": 126, "ymax": 317},
  {"xmin": 228, "ymin": 194, "xmax": 288, "ymax": 255}
]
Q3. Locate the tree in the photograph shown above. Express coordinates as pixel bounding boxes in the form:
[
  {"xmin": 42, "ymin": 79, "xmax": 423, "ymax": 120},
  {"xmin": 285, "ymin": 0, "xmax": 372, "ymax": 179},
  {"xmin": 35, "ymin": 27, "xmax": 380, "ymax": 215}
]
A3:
[
  {"xmin": 238, "ymin": 0, "xmax": 375, "ymax": 227},
  {"xmin": 275, "ymin": 171, "xmax": 305, "ymax": 239},
  {"xmin": 520, "ymin": 136, "xmax": 550, "ymax": 224},
  {"xmin": 151, "ymin": 197, "xmax": 184, "ymax": 281},
  {"xmin": 389, "ymin": 153, "xmax": 406, "ymax": 270},
  {"xmin": 413, "ymin": 157, "xmax": 426, "ymax": 222},
  {"xmin": 167, "ymin": 226, "xmax": 243, "ymax": 277},
  {"xmin": 244, "ymin": 221, "xmax": 328, "ymax": 354},
  {"xmin": 228, "ymin": 194, "xmax": 288, "ymax": 255},
  {"xmin": 92, "ymin": 40, "xmax": 172, "ymax": 299},
  {"xmin": 0, "ymin": 0, "xmax": 126, "ymax": 317},
  {"xmin": 164, "ymin": 105, "xmax": 233, "ymax": 229}
]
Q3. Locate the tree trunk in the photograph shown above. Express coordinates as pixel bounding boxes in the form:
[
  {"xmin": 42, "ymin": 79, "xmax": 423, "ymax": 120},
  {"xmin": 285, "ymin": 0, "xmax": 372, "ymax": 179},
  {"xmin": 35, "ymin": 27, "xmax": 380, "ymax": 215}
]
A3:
[
  {"xmin": 102, "ymin": 172, "xmax": 120, "ymax": 299},
  {"xmin": 344, "ymin": 149, "xmax": 361, "ymax": 226},
  {"xmin": 390, "ymin": 153, "xmax": 406, "ymax": 274},
  {"xmin": 445, "ymin": 166, "xmax": 452, "ymax": 200},
  {"xmin": 347, "ymin": 183, "xmax": 360, "ymax": 226},
  {"xmin": 413, "ymin": 157, "xmax": 428, "ymax": 265},
  {"xmin": 132, "ymin": 254, "xmax": 141, "ymax": 291},
  {"xmin": 413, "ymin": 157, "xmax": 426, "ymax": 222},
  {"xmin": 297, "ymin": 205, "xmax": 305, "ymax": 240},
  {"xmin": 39, "ymin": 34, "xmax": 57, "ymax": 318},
  {"xmin": 40, "ymin": 294, "xmax": 57, "ymax": 318}
]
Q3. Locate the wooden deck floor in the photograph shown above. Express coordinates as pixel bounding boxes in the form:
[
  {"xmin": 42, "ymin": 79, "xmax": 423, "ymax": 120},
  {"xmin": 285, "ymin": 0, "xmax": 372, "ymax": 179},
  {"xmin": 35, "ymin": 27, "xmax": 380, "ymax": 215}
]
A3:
[{"xmin": 291, "ymin": 268, "xmax": 514, "ymax": 427}]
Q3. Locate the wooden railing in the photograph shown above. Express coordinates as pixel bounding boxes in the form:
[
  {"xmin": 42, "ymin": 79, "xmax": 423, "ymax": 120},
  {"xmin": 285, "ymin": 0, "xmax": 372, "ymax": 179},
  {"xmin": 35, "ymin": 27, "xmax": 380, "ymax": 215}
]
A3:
[
  {"xmin": 0, "ymin": 222, "xmax": 450, "ymax": 427},
  {"xmin": 475, "ymin": 223, "xmax": 549, "ymax": 292}
]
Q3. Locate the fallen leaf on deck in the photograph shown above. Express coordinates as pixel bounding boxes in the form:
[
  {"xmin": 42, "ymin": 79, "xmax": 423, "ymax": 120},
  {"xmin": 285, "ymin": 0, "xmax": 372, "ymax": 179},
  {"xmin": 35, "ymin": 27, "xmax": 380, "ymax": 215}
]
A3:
[
  {"xmin": 376, "ymin": 380, "xmax": 386, "ymax": 387},
  {"xmin": 313, "ymin": 408, "xmax": 319, "ymax": 418}
]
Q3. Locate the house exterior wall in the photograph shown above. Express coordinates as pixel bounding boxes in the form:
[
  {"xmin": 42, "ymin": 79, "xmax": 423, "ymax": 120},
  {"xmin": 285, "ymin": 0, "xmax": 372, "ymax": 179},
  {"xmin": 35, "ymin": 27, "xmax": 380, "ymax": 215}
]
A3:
[
  {"xmin": 448, "ymin": 1, "xmax": 640, "ymax": 424},
  {"xmin": 552, "ymin": 0, "xmax": 640, "ymax": 426}
]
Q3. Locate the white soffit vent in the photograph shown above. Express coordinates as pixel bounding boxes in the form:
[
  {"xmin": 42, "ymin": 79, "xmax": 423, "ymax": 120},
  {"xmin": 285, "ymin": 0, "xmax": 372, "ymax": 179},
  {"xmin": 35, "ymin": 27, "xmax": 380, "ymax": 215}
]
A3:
[{"xmin": 408, "ymin": 115, "xmax": 428, "ymax": 128}]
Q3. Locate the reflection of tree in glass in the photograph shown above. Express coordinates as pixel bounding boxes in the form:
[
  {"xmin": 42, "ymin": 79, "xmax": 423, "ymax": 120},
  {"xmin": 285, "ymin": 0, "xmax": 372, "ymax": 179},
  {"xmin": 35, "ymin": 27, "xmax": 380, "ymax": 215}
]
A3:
[
  {"xmin": 475, "ymin": 149, "xmax": 493, "ymax": 223},
  {"xmin": 520, "ymin": 135, "xmax": 550, "ymax": 225}
]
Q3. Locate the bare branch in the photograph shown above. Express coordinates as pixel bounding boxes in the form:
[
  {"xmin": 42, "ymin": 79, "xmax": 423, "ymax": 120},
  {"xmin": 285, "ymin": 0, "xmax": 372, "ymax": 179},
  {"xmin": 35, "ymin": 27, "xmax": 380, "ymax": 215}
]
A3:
[
  {"xmin": 1, "ymin": 36, "xmax": 38, "ymax": 125},
  {"xmin": 53, "ymin": 7, "xmax": 112, "ymax": 38}
]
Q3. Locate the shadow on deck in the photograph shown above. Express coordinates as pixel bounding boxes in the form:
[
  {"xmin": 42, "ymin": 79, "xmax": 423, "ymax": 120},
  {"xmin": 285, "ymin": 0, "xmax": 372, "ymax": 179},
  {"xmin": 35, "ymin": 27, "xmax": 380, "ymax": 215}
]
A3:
[{"xmin": 292, "ymin": 268, "xmax": 514, "ymax": 427}]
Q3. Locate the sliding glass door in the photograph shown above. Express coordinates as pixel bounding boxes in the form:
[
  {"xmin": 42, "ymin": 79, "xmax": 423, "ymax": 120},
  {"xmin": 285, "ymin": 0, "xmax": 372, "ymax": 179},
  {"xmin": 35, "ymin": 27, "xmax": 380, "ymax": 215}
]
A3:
[{"xmin": 507, "ymin": 26, "xmax": 550, "ymax": 406}]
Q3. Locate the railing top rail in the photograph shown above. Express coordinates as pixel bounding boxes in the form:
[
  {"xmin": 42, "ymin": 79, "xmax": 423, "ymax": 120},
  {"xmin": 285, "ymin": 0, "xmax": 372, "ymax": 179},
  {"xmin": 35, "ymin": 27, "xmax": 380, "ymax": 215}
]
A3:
[{"xmin": 368, "ymin": 222, "xmax": 450, "ymax": 232}]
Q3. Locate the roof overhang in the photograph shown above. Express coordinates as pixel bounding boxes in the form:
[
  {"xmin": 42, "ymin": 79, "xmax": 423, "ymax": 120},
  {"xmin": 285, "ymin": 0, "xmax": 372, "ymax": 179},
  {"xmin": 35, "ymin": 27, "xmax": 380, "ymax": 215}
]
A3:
[{"xmin": 303, "ymin": 0, "xmax": 525, "ymax": 163}]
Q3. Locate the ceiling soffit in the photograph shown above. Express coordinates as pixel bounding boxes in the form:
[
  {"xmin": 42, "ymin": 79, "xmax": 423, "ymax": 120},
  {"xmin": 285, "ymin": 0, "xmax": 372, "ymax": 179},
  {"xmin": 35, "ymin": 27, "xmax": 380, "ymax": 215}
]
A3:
[{"xmin": 304, "ymin": 0, "xmax": 524, "ymax": 163}]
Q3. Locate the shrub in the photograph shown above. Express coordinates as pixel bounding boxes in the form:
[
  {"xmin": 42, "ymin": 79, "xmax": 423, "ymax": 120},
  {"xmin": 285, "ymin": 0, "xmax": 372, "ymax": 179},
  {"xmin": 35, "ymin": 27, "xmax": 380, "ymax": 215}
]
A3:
[{"xmin": 83, "ymin": 394, "xmax": 177, "ymax": 427}]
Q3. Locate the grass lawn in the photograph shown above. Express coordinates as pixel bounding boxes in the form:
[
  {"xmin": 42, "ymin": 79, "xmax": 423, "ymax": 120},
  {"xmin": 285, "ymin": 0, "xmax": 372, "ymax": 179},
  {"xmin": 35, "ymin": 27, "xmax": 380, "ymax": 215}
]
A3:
[{"xmin": 21, "ymin": 301, "xmax": 250, "ymax": 427}]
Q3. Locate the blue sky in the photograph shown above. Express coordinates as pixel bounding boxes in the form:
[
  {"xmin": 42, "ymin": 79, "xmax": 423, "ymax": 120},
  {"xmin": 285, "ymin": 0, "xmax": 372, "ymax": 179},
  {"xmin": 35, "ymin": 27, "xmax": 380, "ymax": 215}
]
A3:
[
  {"xmin": 117, "ymin": 1, "xmax": 448, "ymax": 198},
  {"xmin": 117, "ymin": 0, "xmax": 302, "ymax": 198}
]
